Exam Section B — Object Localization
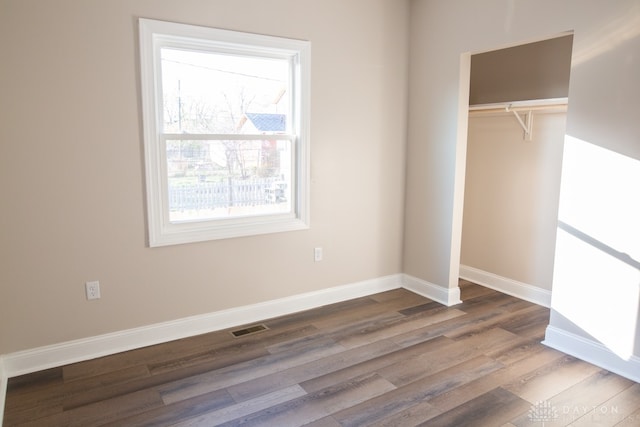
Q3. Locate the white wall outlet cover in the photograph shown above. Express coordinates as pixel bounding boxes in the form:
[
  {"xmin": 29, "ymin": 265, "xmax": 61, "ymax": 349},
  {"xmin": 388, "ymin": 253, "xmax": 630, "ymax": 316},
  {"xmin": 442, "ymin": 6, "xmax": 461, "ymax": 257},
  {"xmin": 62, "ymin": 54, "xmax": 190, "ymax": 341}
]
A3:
[{"xmin": 85, "ymin": 281, "xmax": 101, "ymax": 300}]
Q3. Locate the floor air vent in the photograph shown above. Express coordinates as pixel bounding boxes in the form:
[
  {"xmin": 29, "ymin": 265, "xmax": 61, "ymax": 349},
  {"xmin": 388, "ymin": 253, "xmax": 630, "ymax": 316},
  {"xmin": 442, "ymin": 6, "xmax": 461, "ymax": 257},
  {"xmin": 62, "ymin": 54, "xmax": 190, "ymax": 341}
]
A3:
[{"xmin": 230, "ymin": 324, "xmax": 269, "ymax": 337}]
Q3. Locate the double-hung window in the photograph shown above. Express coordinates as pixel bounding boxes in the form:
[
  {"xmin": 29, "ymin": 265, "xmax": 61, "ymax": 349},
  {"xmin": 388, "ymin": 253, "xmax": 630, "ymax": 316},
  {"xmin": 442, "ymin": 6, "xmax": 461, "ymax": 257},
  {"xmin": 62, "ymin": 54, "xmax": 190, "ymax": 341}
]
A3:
[{"xmin": 139, "ymin": 19, "xmax": 310, "ymax": 246}]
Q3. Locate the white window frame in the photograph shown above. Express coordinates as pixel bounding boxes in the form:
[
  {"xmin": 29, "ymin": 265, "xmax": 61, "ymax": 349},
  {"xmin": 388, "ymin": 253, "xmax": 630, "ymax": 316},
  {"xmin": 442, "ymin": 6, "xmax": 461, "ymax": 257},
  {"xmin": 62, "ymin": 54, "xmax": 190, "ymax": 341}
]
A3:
[{"xmin": 139, "ymin": 18, "xmax": 310, "ymax": 247}]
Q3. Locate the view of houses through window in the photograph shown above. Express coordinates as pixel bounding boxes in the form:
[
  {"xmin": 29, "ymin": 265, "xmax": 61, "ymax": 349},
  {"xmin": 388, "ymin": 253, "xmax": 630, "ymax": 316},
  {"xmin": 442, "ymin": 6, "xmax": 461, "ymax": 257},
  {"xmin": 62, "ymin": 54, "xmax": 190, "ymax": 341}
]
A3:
[{"xmin": 161, "ymin": 48, "xmax": 294, "ymax": 223}]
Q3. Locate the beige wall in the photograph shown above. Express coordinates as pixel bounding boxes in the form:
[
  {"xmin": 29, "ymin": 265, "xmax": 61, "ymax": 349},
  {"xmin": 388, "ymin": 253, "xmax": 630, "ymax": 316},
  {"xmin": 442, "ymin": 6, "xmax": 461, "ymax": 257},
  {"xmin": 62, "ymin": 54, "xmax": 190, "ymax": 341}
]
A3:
[
  {"xmin": 0, "ymin": 0, "xmax": 409, "ymax": 354},
  {"xmin": 461, "ymin": 113, "xmax": 566, "ymax": 290}
]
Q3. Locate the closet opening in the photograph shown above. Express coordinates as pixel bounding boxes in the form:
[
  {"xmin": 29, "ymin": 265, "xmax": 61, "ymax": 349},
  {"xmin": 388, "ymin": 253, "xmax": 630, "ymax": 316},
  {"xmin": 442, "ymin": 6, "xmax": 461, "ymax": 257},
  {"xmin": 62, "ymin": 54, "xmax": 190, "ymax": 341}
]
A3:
[{"xmin": 456, "ymin": 33, "xmax": 574, "ymax": 306}]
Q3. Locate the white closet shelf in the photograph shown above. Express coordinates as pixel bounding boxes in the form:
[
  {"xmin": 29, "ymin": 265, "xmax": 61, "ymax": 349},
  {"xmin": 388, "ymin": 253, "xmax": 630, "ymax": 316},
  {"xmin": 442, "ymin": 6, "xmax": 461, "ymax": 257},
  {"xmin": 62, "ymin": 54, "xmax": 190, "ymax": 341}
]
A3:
[{"xmin": 468, "ymin": 98, "xmax": 568, "ymax": 141}]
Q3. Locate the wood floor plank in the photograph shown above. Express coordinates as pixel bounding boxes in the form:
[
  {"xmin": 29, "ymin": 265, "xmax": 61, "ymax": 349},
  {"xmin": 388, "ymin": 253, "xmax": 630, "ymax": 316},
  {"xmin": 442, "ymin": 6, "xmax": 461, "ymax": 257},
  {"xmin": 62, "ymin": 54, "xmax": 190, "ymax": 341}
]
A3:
[
  {"xmin": 427, "ymin": 343, "xmax": 565, "ymax": 413},
  {"xmin": 267, "ymin": 311, "xmax": 402, "ymax": 353},
  {"xmin": 62, "ymin": 312, "xmax": 320, "ymax": 383},
  {"xmin": 299, "ymin": 335, "xmax": 457, "ymax": 394},
  {"xmin": 220, "ymin": 373, "xmax": 397, "ymax": 427},
  {"xmin": 330, "ymin": 356, "xmax": 503, "ymax": 426},
  {"xmin": 459, "ymin": 294, "xmax": 535, "ymax": 320},
  {"xmin": 367, "ymin": 400, "xmax": 443, "ymax": 427},
  {"xmin": 4, "ymin": 367, "xmax": 65, "ymax": 422},
  {"xmin": 336, "ymin": 307, "xmax": 465, "ymax": 349},
  {"xmin": 308, "ymin": 301, "xmax": 406, "ymax": 331},
  {"xmin": 487, "ymin": 338, "xmax": 556, "ymax": 365},
  {"xmin": 159, "ymin": 338, "xmax": 345, "ymax": 405},
  {"xmin": 300, "ymin": 415, "xmax": 343, "ymax": 426},
  {"xmin": 548, "ymin": 369, "xmax": 634, "ymax": 423},
  {"xmin": 397, "ymin": 300, "xmax": 447, "ymax": 316},
  {"xmin": 4, "ymin": 380, "xmax": 63, "ymax": 413},
  {"xmin": 443, "ymin": 304, "xmax": 542, "ymax": 340},
  {"xmin": 617, "ymin": 407, "xmax": 640, "ymax": 426},
  {"xmin": 368, "ymin": 289, "xmax": 439, "ymax": 312},
  {"xmin": 458, "ymin": 280, "xmax": 498, "ymax": 299},
  {"xmin": 101, "ymin": 388, "xmax": 235, "ymax": 427},
  {"xmin": 16, "ymin": 388, "xmax": 164, "ymax": 427},
  {"xmin": 60, "ymin": 365, "xmax": 149, "ymax": 409},
  {"xmin": 390, "ymin": 305, "xmax": 513, "ymax": 348},
  {"xmin": 264, "ymin": 296, "xmax": 379, "ymax": 330},
  {"xmin": 226, "ymin": 337, "xmax": 400, "ymax": 403},
  {"xmin": 5, "ymin": 367, "xmax": 63, "ymax": 395},
  {"xmin": 570, "ymin": 383, "xmax": 640, "ymax": 427},
  {"xmin": 502, "ymin": 354, "xmax": 602, "ymax": 404},
  {"xmin": 368, "ymin": 288, "xmax": 421, "ymax": 303},
  {"xmin": 61, "ymin": 329, "xmax": 236, "ymax": 382},
  {"xmin": 509, "ymin": 369, "xmax": 635, "ymax": 426},
  {"xmin": 378, "ymin": 328, "xmax": 518, "ymax": 388},
  {"xmin": 60, "ymin": 346, "xmax": 268, "ymax": 411},
  {"xmin": 3, "ymin": 369, "xmax": 67, "ymax": 425},
  {"xmin": 417, "ymin": 387, "xmax": 531, "ymax": 427},
  {"xmin": 170, "ymin": 385, "xmax": 308, "ymax": 427},
  {"xmin": 498, "ymin": 304, "xmax": 550, "ymax": 339},
  {"xmin": 2, "ymin": 399, "xmax": 63, "ymax": 427},
  {"xmin": 148, "ymin": 324, "xmax": 320, "ymax": 374},
  {"xmin": 148, "ymin": 344, "xmax": 270, "ymax": 378}
]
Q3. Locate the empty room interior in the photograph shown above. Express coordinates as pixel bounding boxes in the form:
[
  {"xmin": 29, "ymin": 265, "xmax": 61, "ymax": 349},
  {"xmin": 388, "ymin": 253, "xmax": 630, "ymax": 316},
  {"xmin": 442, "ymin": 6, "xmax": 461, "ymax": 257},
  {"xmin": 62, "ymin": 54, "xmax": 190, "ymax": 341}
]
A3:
[{"xmin": 1, "ymin": 0, "xmax": 639, "ymax": 425}]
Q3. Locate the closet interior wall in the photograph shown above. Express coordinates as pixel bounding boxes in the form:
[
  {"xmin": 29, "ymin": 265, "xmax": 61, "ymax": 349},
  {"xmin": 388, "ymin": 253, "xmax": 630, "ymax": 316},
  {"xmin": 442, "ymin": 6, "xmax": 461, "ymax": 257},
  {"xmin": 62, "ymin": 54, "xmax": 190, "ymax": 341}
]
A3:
[{"xmin": 461, "ymin": 109, "xmax": 566, "ymax": 292}]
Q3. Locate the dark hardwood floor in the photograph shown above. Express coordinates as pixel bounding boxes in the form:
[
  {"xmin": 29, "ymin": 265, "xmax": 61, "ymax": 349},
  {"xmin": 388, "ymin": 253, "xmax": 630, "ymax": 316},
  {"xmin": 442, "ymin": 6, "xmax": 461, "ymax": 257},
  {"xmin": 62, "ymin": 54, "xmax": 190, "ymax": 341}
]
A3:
[{"xmin": 4, "ymin": 280, "xmax": 640, "ymax": 426}]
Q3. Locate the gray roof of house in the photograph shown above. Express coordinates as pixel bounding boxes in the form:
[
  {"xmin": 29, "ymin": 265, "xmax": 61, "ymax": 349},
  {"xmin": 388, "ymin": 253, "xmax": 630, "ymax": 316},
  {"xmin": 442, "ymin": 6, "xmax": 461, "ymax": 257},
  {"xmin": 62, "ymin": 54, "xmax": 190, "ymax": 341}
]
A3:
[{"xmin": 245, "ymin": 113, "xmax": 286, "ymax": 132}]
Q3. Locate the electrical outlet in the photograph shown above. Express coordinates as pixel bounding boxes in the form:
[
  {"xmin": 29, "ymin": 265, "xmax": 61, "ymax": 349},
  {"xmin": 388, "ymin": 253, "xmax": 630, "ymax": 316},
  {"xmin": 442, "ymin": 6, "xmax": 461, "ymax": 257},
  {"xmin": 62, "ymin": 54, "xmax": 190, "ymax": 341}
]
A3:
[
  {"xmin": 85, "ymin": 281, "xmax": 101, "ymax": 300},
  {"xmin": 314, "ymin": 247, "xmax": 323, "ymax": 262}
]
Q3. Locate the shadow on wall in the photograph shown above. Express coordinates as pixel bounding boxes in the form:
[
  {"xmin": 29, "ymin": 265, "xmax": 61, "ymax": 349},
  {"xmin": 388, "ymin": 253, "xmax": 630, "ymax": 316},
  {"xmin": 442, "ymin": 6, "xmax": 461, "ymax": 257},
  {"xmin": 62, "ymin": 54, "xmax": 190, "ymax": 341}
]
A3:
[{"xmin": 551, "ymin": 135, "xmax": 640, "ymax": 360}]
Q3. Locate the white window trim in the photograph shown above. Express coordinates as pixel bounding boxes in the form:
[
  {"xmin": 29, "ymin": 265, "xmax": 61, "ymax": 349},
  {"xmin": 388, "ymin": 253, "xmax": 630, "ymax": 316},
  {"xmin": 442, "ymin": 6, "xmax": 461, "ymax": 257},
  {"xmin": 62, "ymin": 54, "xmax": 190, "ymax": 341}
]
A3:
[{"xmin": 139, "ymin": 19, "xmax": 310, "ymax": 247}]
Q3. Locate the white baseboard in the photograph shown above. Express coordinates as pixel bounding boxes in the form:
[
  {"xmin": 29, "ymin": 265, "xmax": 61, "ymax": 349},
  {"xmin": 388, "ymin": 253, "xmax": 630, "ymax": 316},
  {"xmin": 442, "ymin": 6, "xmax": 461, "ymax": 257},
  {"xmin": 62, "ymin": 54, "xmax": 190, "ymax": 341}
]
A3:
[
  {"xmin": 459, "ymin": 265, "xmax": 551, "ymax": 307},
  {"xmin": 2, "ymin": 274, "xmax": 403, "ymax": 379},
  {"xmin": 543, "ymin": 325, "xmax": 640, "ymax": 383},
  {"xmin": 402, "ymin": 274, "xmax": 461, "ymax": 306}
]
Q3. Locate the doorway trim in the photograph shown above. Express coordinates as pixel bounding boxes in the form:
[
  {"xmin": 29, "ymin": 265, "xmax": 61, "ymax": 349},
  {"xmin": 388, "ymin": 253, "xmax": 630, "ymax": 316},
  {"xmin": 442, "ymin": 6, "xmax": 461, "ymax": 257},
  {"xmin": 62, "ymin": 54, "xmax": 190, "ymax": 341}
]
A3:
[{"xmin": 451, "ymin": 31, "xmax": 574, "ymax": 301}]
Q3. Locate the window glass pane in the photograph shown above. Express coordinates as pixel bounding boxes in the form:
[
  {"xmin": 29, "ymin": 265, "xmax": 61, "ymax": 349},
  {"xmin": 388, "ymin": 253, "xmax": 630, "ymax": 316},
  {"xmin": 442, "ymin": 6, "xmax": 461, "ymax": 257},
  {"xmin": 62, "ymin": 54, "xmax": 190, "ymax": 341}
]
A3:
[
  {"xmin": 161, "ymin": 48, "xmax": 290, "ymax": 135},
  {"xmin": 166, "ymin": 139, "xmax": 293, "ymax": 222}
]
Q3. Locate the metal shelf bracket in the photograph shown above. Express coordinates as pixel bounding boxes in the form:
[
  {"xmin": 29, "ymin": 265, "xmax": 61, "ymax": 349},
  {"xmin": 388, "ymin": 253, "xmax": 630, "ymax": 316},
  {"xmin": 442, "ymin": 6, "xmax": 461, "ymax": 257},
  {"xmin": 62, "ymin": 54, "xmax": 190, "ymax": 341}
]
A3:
[{"xmin": 506, "ymin": 106, "xmax": 534, "ymax": 141}]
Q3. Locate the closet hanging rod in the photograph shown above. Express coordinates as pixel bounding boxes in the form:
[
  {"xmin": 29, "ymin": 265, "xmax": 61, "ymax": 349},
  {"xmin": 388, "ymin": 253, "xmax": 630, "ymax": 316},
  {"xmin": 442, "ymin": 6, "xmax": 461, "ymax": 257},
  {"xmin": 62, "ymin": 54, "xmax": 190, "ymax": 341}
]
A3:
[{"xmin": 468, "ymin": 97, "xmax": 568, "ymax": 114}]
